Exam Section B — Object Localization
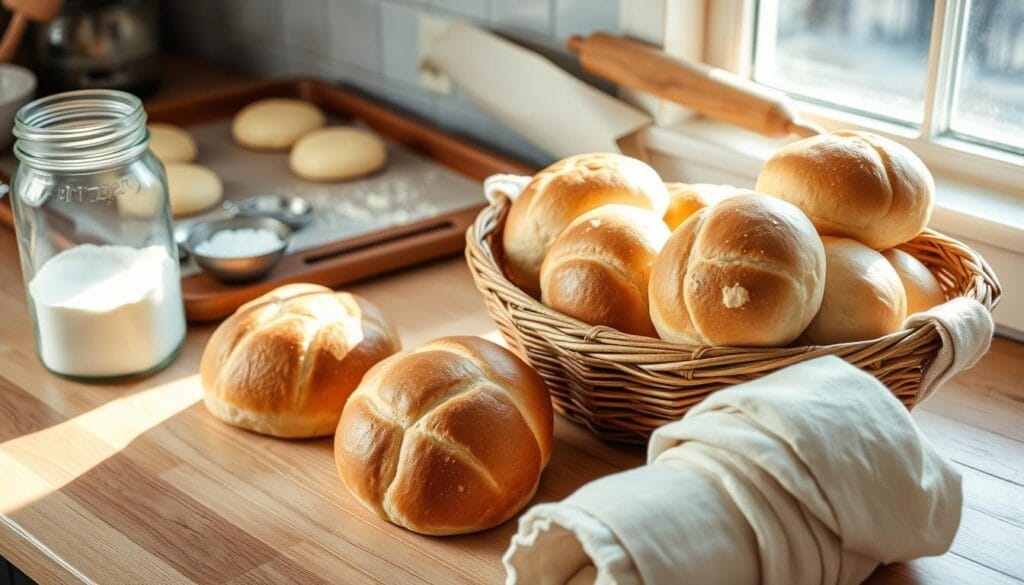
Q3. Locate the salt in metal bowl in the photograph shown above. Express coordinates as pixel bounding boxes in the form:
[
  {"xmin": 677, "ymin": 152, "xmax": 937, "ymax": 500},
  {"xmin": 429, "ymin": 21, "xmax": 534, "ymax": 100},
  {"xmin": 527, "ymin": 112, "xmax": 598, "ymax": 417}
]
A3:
[{"xmin": 183, "ymin": 216, "xmax": 291, "ymax": 283}]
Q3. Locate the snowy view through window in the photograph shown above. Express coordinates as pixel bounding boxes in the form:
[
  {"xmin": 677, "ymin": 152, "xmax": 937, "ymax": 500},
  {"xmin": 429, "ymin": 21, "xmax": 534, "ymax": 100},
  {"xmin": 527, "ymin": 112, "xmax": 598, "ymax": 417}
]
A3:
[{"xmin": 756, "ymin": 0, "xmax": 1024, "ymax": 152}]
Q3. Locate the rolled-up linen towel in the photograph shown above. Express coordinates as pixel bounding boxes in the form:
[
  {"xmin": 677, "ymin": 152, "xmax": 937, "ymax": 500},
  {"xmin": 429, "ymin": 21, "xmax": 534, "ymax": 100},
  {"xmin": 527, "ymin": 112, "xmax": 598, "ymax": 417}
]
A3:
[{"xmin": 504, "ymin": 356, "xmax": 962, "ymax": 585}]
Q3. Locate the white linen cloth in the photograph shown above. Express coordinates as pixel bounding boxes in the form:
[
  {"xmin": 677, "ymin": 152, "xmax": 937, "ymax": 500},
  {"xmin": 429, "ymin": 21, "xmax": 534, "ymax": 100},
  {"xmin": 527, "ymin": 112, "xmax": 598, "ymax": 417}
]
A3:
[
  {"xmin": 903, "ymin": 296, "xmax": 993, "ymax": 402},
  {"xmin": 503, "ymin": 356, "xmax": 964, "ymax": 585}
]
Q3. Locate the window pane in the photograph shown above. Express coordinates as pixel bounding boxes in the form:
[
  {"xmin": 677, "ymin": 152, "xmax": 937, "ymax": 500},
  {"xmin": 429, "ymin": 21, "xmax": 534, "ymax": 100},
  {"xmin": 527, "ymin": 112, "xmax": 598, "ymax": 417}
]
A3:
[
  {"xmin": 949, "ymin": 0, "xmax": 1024, "ymax": 152},
  {"xmin": 755, "ymin": 0, "xmax": 935, "ymax": 124}
]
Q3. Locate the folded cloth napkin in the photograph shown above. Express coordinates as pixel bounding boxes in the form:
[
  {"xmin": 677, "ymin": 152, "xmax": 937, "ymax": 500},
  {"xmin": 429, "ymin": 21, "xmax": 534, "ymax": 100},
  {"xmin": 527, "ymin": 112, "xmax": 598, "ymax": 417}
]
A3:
[
  {"xmin": 903, "ymin": 296, "xmax": 993, "ymax": 403},
  {"xmin": 504, "ymin": 356, "xmax": 963, "ymax": 585}
]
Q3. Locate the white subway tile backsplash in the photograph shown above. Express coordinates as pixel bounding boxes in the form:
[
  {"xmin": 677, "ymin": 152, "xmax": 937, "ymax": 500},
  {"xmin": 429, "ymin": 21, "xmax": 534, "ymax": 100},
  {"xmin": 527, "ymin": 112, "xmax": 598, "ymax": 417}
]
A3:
[
  {"xmin": 431, "ymin": 0, "xmax": 489, "ymax": 21},
  {"xmin": 220, "ymin": 36, "xmax": 291, "ymax": 77},
  {"xmin": 165, "ymin": 0, "xmax": 600, "ymax": 166},
  {"xmin": 490, "ymin": 0, "xmax": 552, "ymax": 37},
  {"xmin": 553, "ymin": 0, "xmax": 619, "ymax": 40},
  {"xmin": 284, "ymin": 0, "xmax": 331, "ymax": 56},
  {"xmin": 224, "ymin": 0, "xmax": 284, "ymax": 40},
  {"xmin": 379, "ymin": 2, "xmax": 424, "ymax": 86},
  {"xmin": 285, "ymin": 50, "xmax": 339, "ymax": 79},
  {"xmin": 329, "ymin": 0, "xmax": 381, "ymax": 71}
]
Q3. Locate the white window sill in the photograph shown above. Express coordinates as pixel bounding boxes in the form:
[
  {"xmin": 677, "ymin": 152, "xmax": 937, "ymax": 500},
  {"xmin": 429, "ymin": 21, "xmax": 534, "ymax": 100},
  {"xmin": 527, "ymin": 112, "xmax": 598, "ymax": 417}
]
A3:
[{"xmin": 640, "ymin": 120, "xmax": 1024, "ymax": 338}]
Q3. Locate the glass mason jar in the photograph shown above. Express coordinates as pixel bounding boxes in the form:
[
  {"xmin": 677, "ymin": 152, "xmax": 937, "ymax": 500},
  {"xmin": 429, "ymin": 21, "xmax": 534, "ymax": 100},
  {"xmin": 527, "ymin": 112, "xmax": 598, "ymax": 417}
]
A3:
[{"xmin": 10, "ymin": 89, "xmax": 185, "ymax": 381}]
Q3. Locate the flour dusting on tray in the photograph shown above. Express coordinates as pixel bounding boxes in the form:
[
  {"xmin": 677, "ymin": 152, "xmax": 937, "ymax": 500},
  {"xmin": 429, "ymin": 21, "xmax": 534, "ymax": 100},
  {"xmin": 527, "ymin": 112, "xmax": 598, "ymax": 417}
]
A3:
[{"xmin": 183, "ymin": 119, "xmax": 484, "ymax": 275}]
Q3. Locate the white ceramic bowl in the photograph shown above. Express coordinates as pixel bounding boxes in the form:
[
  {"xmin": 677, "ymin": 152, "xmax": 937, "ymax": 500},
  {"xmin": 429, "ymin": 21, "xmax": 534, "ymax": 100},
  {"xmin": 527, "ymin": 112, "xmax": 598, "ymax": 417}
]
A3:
[{"xmin": 0, "ymin": 65, "xmax": 36, "ymax": 150}]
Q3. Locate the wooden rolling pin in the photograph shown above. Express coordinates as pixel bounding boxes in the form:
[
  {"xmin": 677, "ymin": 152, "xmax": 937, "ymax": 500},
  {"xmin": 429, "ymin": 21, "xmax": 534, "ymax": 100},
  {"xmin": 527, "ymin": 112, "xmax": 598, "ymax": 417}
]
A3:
[{"xmin": 567, "ymin": 32, "xmax": 823, "ymax": 138}]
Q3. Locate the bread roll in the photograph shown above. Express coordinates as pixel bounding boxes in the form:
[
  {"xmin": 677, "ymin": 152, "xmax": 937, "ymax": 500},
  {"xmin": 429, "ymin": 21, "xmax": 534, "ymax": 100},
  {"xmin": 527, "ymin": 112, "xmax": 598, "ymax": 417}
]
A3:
[
  {"xmin": 289, "ymin": 127, "xmax": 387, "ymax": 182},
  {"xmin": 148, "ymin": 123, "xmax": 197, "ymax": 163},
  {"xmin": 756, "ymin": 130, "xmax": 934, "ymax": 249},
  {"xmin": 799, "ymin": 238, "xmax": 908, "ymax": 345},
  {"xmin": 503, "ymin": 153, "xmax": 669, "ymax": 297},
  {"xmin": 335, "ymin": 336, "xmax": 553, "ymax": 536},
  {"xmin": 232, "ymin": 98, "xmax": 326, "ymax": 151},
  {"xmin": 540, "ymin": 205, "xmax": 670, "ymax": 336},
  {"xmin": 649, "ymin": 193, "xmax": 826, "ymax": 347},
  {"xmin": 200, "ymin": 283, "xmax": 400, "ymax": 438},
  {"xmin": 882, "ymin": 248, "xmax": 945, "ymax": 315},
  {"xmin": 663, "ymin": 183, "xmax": 741, "ymax": 230}
]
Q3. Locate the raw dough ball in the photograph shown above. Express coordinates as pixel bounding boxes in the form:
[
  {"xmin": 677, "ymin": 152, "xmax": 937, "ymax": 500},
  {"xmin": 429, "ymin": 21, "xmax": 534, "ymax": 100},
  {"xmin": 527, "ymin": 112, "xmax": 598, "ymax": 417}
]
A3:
[
  {"xmin": 232, "ymin": 98, "xmax": 326, "ymax": 151},
  {"xmin": 289, "ymin": 127, "xmax": 387, "ymax": 182},
  {"xmin": 165, "ymin": 163, "xmax": 224, "ymax": 217},
  {"xmin": 148, "ymin": 123, "xmax": 197, "ymax": 163},
  {"xmin": 117, "ymin": 163, "xmax": 222, "ymax": 218}
]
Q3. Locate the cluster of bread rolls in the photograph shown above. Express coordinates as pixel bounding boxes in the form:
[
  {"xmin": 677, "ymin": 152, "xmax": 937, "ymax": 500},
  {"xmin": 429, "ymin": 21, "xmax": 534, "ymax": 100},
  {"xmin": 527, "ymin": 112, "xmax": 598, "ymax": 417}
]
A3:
[
  {"xmin": 504, "ymin": 132, "xmax": 946, "ymax": 347},
  {"xmin": 200, "ymin": 284, "xmax": 553, "ymax": 536}
]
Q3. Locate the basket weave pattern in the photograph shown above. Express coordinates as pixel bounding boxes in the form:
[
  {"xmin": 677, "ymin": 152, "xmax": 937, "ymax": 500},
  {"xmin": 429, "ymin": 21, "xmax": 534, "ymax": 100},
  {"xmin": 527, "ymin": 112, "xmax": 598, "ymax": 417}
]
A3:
[{"xmin": 466, "ymin": 194, "xmax": 1002, "ymax": 443}]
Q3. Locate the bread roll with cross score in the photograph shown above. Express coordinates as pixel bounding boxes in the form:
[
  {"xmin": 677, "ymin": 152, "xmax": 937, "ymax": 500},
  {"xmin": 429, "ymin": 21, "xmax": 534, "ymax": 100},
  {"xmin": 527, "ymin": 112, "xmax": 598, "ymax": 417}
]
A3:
[
  {"xmin": 200, "ymin": 284, "xmax": 401, "ymax": 438},
  {"xmin": 648, "ymin": 192, "xmax": 827, "ymax": 347},
  {"xmin": 756, "ymin": 130, "xmax": 934, "ymax": 249},
  {"xmin": 334, "ymin": 336, "xmax": 554, "ymax": 536},
  {"xmin": 503, "ymin": 153, "xmax": 669, "ymax": 297}
]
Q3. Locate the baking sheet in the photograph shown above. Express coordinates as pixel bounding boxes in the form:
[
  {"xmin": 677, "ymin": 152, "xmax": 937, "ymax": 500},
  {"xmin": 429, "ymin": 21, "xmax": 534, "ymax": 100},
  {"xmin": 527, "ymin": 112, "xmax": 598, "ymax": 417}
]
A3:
[{"xmin": 1, "ymin": 117, "xmax": 487, "ymax": 276}]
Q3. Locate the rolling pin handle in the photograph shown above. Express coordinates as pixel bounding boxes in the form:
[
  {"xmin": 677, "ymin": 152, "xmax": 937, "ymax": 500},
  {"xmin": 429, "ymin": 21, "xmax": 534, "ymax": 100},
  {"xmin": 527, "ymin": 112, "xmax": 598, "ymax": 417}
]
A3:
[
  {"xmin": 566, "ymin": 34, "xmax": 584, "ymax": 54},
  {"xmin": 788, "ymin": 119, "xmax": 827, "ymax": 138}
]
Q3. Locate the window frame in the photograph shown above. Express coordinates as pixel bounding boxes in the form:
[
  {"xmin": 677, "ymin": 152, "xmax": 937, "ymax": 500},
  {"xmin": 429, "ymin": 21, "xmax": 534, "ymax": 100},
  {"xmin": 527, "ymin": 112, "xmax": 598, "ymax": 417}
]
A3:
[
  {"xmin": 621, "ymin": 0, "xmax": 1024, "ymax": 195},
  {"xmin": 619, "ymin": 0, "xmax": 1024, "ymax": 337}
]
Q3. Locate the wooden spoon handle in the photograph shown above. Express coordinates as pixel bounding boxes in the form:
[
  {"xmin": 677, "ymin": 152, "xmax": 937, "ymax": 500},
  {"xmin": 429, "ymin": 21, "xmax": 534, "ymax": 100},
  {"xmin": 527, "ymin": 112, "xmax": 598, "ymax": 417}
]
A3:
[
  {"xmin": 0, "ymin": 11, "xmax": 27, "ymax": 63},
  {"xmin": 567, "ymin": 32, "xmax": 823, "ymax": 138}
]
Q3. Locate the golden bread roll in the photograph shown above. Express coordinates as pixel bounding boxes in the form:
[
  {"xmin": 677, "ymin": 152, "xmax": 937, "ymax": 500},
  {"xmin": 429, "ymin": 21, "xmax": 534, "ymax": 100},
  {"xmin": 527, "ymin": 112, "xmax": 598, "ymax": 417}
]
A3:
[
  {"xmin": 755, "ymin": 130, "xmax": 934, "ymax": 249},
  {"xmin": 649, "ymin": 193, "xmax": 826, "ymax": 347},
  {"xmin": 503, "ymin": 153, "xmax": 669, "ymax": 297},
  {"xmin": 540, "ymin": 205, "xmax": 670, "ymax": 336},
  {"xmin": 799, "ymin": 238, "xmax": 908, "ymax": 345},
  {"xmin": 200, "ymin": 283, "xmax": 400, "ymax": 438},
  {"xmin": 663, "ymin": 183, "xmax": 742, "ymax": 230},
  {"xmin": 882, "ymin": 248, "xmax": 945, "ymax": 315},
  {"xmin": 334, "ymin": 336, "xmax": 553, "ymax": 536},
  {"xmin": 232, "ymin": 98, "xmax": 326, "ymax": 151}
]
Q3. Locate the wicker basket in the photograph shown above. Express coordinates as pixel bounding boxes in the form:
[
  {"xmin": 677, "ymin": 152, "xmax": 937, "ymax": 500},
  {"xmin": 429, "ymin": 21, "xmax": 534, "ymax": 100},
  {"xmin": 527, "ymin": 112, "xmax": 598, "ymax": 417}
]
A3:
[{"xmin": 466, "ymin": 193, "xmax": 1002, "ymax": 444}]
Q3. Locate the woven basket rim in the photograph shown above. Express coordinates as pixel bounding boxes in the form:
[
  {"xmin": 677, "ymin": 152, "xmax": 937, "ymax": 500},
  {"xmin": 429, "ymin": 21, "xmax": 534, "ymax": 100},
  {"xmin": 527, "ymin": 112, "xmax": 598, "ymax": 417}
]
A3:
[{"xmin": 466, "ymin": 193, "xmax": 1002, "ymax": 359}]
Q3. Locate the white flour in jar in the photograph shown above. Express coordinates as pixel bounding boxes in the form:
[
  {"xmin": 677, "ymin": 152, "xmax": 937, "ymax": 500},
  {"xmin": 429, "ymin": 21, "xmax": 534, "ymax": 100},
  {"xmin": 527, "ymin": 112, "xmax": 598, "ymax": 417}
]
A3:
[{"xmin": 28, "ymin": 244, "xmax": 186, "ymax": 378}]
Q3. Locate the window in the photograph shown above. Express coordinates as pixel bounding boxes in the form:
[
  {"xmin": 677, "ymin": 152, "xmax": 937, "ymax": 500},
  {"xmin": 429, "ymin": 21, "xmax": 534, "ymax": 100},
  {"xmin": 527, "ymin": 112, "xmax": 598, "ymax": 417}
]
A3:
[{"xmin": 752, "ymin": 0, "xmax": 1024, "ymax": 157}]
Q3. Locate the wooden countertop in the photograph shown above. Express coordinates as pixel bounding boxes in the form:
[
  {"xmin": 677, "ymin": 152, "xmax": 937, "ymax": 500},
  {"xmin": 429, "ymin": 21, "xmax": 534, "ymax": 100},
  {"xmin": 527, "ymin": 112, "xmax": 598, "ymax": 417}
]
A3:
[
  {"xmin": 0, "ymin": 60, "xmax": 1022, "ymax": 585},
  {"xmin": 1, "ymin": 228, "xmax": 1023, "ymax": 585}
]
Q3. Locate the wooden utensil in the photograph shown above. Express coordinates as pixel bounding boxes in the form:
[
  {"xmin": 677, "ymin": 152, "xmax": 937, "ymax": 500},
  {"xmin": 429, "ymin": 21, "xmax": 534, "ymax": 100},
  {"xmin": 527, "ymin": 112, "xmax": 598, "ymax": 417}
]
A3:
[
  {"xmin": 567, "ymin": 32, "xmax": 823, "ymax": 138},
  {"xmin": 0, "ymin": 0, "xmax": 63, "ymax": 62}
]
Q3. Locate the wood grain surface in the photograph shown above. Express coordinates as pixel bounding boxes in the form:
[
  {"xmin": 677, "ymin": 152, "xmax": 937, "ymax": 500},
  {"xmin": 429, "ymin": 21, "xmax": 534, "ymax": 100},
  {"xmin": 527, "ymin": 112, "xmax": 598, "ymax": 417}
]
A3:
[
  {"xmin": 1, "ymin": 57, "xmax": 1021, "ymax": 585},
  {"xmin": 0, "ymin": 224, "xmax": 1022, "ymax": 584}
]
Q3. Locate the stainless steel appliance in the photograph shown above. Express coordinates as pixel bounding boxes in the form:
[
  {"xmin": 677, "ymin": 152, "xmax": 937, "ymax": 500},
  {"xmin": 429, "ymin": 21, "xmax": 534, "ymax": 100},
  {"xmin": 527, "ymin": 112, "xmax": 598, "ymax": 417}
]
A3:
[{"xmin": 34, "ymin": 0, "xmax": 159, "ymax": 93}]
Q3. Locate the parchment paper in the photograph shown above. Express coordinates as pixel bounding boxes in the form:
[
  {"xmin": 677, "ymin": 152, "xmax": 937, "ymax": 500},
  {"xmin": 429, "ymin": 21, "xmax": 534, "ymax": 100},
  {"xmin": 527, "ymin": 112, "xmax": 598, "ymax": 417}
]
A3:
[{"xmin": 422, "ymin": 21, "xmax": 652, "ymax": 157}]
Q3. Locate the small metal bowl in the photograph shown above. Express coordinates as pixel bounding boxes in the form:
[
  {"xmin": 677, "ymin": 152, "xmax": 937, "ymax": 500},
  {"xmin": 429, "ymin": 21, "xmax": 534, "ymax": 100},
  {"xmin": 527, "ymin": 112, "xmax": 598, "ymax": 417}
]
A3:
[
  {"xmin": 184, "ymin": 216, "xmax": 291, "ymax": 284},
  {"xmin": 237, "ymin": 194, "xmax": 313, "ymax": 230}
]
